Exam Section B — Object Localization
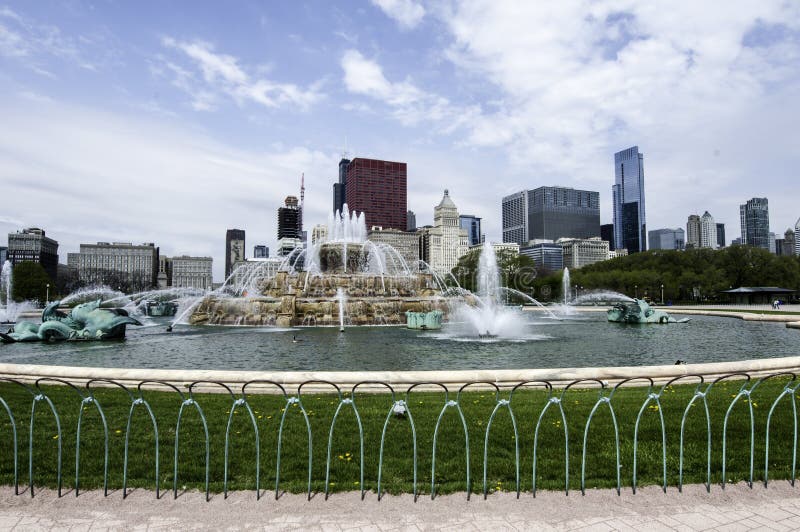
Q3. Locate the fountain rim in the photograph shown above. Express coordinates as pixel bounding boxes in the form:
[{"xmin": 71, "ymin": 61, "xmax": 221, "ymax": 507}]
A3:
[{"xmin": 1, "ymin": 356, "xmax": 798, "ymax": 393}]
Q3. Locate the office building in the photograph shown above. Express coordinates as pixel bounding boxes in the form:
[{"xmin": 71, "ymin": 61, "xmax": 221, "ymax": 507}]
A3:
[
  {"xmin": 502, "ymin": 186, "xmax": 600, "ymax": 245},
  {"xmin": 407, "ymin": 210, "xmax": 416, "ymax": 231},
  {"xmin": 171, "ymin": 256, "xmax": 213, "ymax": 290},
  {"xmin": 769, "ymin": 232, "xmax": 777, "ymax": 254},
  {"xmin": 648, "ymin": 228, "xmax": 685, "ymax": 250},
  {"xmin": 459, "ymin": 214, "xmax": 483, "ymax": 247},
  {"xmin": 7, "ymin": 228, "xmax": 59, "ymax": 281},
  {"xmin": 558, "ymin": 237, "xmax": 610, "ymax": 269},
  {"xmin": 612, "ymin": 146, "xmax": 646, "ymax": 253},
  {"xmin": 520, "ymin": 242, "xmax": 563, "ymax": 274},
  {"xmin": 501, "ymin": 191, "xmax": 528, "ymax": 245},
  {"xmin": 225, "ymin": 229, "xmax": 245, "ymax": 279},
  {"xmin": 781, "ymin": 229, "xmax": 795, "ymax": 257},
  {"xmin": 368, "ymin": 227, "xmax": 420, "ymax": 271},
  {"xmin": 716, "ymin": 223, "xmax": 726, "ymax": 248},
  {"xmin": 776, "ymin": 237, "xmax": 786, "ymax": 256},
  {"xmin": 344, "ymin": 157, "xmax": 407, "ymax": 230},
  {"xmin": 528, "ymin": 186, "xmax": 600, "ymax": 241},
  {"xmin": 278, "ymin": 196, "xmax": 301, "ymax": 240},
  {"xmin": 253, "ymin": 245, "xmax": 269, "ymax": 259},
  {"xmin": 686, "ymin": 215, "xmax": 701, "ymax": 248},
  {"xmin": 75, "ymin": 242, "xmax": 158, "ymax": 292},
  {"xmin": 0, "ymin": 246, "xmax": 6, "ymax": 265},
  {"xmin": 419, "ymin": 190, "xmax": 469, "ymax": 276},
  {"xmin": 739, "ymin": 197, "xmax": 770, "ymax": 250},
  {"xmin": 793, "ymin": 220, "xmax": 800, "ymax": 255},
  {"xmin": 600, "ymin": 224, "xmax": 615, "ymax": 250},
  {"xmin": 157, "ymin": 256, "xmax": 171, "ymax": 288},
  {"xmin": 311, "ymin": 224, "xmax": 328, "ymax": 245},
  {"xmin": 700, "ymin": 211, "xmax": 718, "ymax": 249},
  {"xmin": 732, "ymin": 237, "xmax": 743, "ymax": 246},
  {"xmin": 332, "ymin": 157, "xmax": 350, "ymax": 214}
]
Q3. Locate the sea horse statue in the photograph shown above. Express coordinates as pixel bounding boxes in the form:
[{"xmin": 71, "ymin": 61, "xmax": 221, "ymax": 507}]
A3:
[
  {"xmin": 0, "ymin": 300, "xmax": 142, "ymax": 342},
  {"xmin": 607, "ymin": 298, "xmax": 690, "ymax": 324}
]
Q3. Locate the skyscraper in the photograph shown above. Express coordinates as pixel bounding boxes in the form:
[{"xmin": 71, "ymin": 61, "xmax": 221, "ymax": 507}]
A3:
[
  {"xmin": 648, "ymin": 228, "xmax": 685, "ymax": 250},
  {"xmin": 7, "ymin": 228, "xmax": 59, "ymax": 281},
  {"xmin": 277, "ymin": 196, "xmax": 301, "ymax": 239},
  {"xmin": 528, "ymin": 186, "xmax": 600, "ymax": 241},
  {"xmin": 419, "ymin": 190, "xmax": 469, "ymax": 275},
  {"xmin": 612, "ymin": 146, "xmax": 646, "ymax": 253},
  {"xmin": 332, "ymin": 157, "xmax": 350, "ymax": 214},
  {"xmin": 459, "ymin": 214, "xmax": 483, "ymax": 247},
  {"xmin": 686, "ymin": 215, "xmax": 701, "ymax": 248},
  {"xmin": 700, "ymin": 211, "xmax": 718, "ymax": 249},
  {"xmin": 600, "ymin": 223, "xmax": 615, "ymax": 250},
  {"xmin": 769, "ymin": 232, "xmax": 777, "ymax": 254},
  {"xmin": 782, "ymin": 229, "xmax": 795, "ymax": 257},
  {"xmin": 501, "ymin": 191, "xmax": 528, "ymax": 245},
  {"xmin": 739, "ymin": 197, "xmax": 770, "ymax": 250},
  {"xmin": 225, "ymin": 229, "xmax": 245, "ymax": 279},
  {"xmin": 407, "ymin": 210, "xmax": 416, "ymax": 231},
  {"xmin": 716, "ymin": 223, "xmax": 726, "ymax": 248},
  {"xmin": 345, "ymin": 157, "xmax": 407, "ymax": 230}
]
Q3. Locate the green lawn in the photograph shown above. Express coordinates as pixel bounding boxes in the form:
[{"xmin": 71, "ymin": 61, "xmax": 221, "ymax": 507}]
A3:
[{"xmin": 1, "ymin": 377, "xmax": 798, "ymax": 497}]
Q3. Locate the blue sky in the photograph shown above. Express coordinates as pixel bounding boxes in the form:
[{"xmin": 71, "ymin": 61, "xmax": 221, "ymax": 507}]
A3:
[{"xmin": 1, "ymin": 1, "xmax": 799, "ymax": 280}]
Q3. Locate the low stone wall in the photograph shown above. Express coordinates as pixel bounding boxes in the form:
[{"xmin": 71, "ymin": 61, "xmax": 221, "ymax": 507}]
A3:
[{"xmin": 2, "ymin": 356, "xmax": 800, "ymax": 394}]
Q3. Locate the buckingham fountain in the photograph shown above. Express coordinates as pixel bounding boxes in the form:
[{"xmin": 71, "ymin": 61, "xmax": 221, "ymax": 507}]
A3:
[{"xmin": 190, "ymin": 206, "xmax": 454, "ymax": 328}]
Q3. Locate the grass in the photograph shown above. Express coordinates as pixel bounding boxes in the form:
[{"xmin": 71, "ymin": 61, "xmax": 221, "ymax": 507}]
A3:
[{"xmin": 1, "ymin": 377, "xmax": 799, "ymax": 497}]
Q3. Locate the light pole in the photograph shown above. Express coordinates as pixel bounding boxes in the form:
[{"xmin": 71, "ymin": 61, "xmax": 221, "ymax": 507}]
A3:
[
  {"xmin": 661, "ymin": 284, "xmax": 664, "ymax": 305},
  {"xmin": 46, "ymin": 283, "xmax": 50, "ymax": 306},
  {"xmin": 574, "ymin": 284, "xmax": 578, "ymax": 300}
]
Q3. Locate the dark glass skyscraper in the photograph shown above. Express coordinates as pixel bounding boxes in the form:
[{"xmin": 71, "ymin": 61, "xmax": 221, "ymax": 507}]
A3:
[
  {"xmin": 739, "ymin": 197, "xmax": 770, "ymax": 250},
  {"xmin": 459, "ymin": 214, "xmax": 482, "ymax": 246},
  {"xmin": 612, "ymin": 146, "xmax": 646, "ymax": 253},
  {"xmin": 332, "ymin": 157, "xmax": 350, "ymax": 213},
  {"xmin": 528, "ymin": 186, "xmax": 600, "ymax": 241}
]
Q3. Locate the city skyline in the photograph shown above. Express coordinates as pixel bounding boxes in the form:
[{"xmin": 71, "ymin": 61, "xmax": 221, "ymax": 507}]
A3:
[{"xmin": 1, "ymin": 2, "xmax": 799, "ymax": 279}]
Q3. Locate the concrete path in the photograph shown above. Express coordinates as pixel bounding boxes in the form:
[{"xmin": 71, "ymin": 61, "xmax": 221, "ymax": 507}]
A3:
[{"xmin": 3, "ymin": 483, "xmax": 800, "ymax": 530}]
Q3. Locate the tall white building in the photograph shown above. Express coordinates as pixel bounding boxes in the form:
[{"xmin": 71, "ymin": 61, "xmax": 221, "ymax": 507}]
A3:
[
  {"xmin": 700, "ymin": 211, "xmax": 718, "ymax": 249},
  {"xmin": 796, "ymin": 218, "xmax": 800, "ymax": 256},
  {"xmin": 420, "ymin": 190, "xmax": 469, "ymax": 276},
  {"xmin": 686, "ymin": 215, "xmax": 701, "ymax": 248}
]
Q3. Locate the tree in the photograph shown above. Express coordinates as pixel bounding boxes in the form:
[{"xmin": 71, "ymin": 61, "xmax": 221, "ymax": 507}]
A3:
[{"xmin": 11, "ymin": 262, "xmax": 53, "ymax": 303}]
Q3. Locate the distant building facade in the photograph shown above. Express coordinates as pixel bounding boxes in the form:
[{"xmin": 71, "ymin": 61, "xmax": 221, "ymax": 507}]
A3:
[
  {"xmin": 686, "ymin": 215, "xmax": 701, "ymax": 248},
  {"xmin": 7, "ymin": 228, "xmax": 59, "ymax": 281},
  {"xmin": 716, "ymin": 223, "xmax": 726, "ymax": 248},
  {"xmin": 739, "ymin": 197, "xmax": 770, "ymax": 250},
  {"xmin": 253, "ymin": 245, "xmax": 269, "ymax": 259},
  {"xmin": 344, "ymin": 157, "xmax": 407, "ymax": 231},
  {"xmin": 0, "ymin": 246, "xmax": 6, "ymax": 265},
  {"xmin": 558, "ymin": 237, "xmax": 610, "ymax": 269},
  {"xmin": 278, "ymin": 196, "xmax": 301, "ymax": 239},
  {"xmin": 332, "ymin": 157, "xmax": 350, "ymax": 214},
  {"xmin": 648, "ymin": 228, "xmax": 685, "ymax": 250},
  {"xmin": 407, "ymin": 210, "xmax": 416, "ymax": 231},
  {"xmin": 225, "ymin": 229, "xmax": 245, "ymax": 279},
  {"xmin": 311, "ymin": 224, "xmax": 328, "ymax": 245},
  {"xmin": 419, "ymin": 190, "xmax": 469, "ymax": 276},
  {"xmin": 528, "ymin": 186, "xmax": 600, "ymax": 241},
  {"xmin": 769, "ymin": 232, "xmax": 777, "ymax": 254},
  {"xmin": 780, "ymin": 228, "xmax": 794, "ymax": 256},
  {"xmin": 502, "ymin": 186, "xmax": 599, "ymax": 245},
  {"xmin": 520, "ymin": 242, "xmax": 563, "ymax": 274},
  {"xmin": 796, "ymin": 218, "xmax": 800, "ymax": 256},
  {"xmin": 501, "ymin": 191, "xmax": 528, "ymax": 245},
  {"xmin": 368, "ymin": 227, "xmax": 420, "ymax": 271},
  {"xmin": 612, "ymin": 146, "xmax": 646, "ymax": 253},
  {"xmin": 171, "ymin": 256, "xmax": 212, "ymax": 290},
  {"xmin": 75, "ymin": 242, "xmax": 158, "ymax": 292},
  {"xmin": 600, "ymin": 224, "xmax": 615, "ymax": 251},
  {"xmin": 459, "ymin": 214, "xmax": 483, "ymax": 247},
  {"xmin": 700, "ymin": 211, "xmax": 718, "ymax": 249}
]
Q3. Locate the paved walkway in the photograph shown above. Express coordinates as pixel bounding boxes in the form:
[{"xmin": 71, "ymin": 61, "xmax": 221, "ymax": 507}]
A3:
[{"xmin": 3, "ymin": 483, "xmax": 800, "ymax": 530}]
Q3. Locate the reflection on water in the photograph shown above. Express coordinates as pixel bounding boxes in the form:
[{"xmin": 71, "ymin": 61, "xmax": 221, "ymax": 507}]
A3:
[{"xmin": 0, "ymin": 314, "xmax": 796, "ymax": 371}]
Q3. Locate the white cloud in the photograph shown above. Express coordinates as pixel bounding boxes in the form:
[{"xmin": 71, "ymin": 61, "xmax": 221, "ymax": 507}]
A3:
[
  {"xmin": 0, "ymin": 94, "xmax": 338, "ymax": 280},
  {"xmin": 370, "ymin": 0, "xmax": 426, "ymax": 29},
  {"xmin": 160, "ymin": 38, "xmax": 325, "ymax": 112},
  {"xmin": 341, "ymin": 49, "xmax": 479, "ymax": 130}
]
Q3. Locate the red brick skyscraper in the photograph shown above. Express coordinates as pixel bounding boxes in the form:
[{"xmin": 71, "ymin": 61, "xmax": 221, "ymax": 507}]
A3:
[{"xmin": 345, "ymin": 158, "xmax": 407, "ymax": 231}]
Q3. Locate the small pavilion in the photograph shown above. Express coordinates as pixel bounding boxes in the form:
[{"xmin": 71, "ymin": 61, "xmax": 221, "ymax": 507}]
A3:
[{"xmin": 721, "ymin": 287, "xmax": 796, "ymax": 305}]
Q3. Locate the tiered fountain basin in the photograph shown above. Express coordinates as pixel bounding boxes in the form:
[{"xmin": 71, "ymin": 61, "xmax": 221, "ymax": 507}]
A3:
[{"xmin": 191, "ymin": 240, "xmax": 455, "ymax": 327}]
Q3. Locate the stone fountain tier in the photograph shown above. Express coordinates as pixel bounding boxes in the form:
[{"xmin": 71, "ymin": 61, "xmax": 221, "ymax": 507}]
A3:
[
  {"xmin": 189, "ymin": 295, "xmax": 448, "ymax": 327},
  {"xmin": 189, "ymin": 272, "xmax": 449, "ymax": 327}
]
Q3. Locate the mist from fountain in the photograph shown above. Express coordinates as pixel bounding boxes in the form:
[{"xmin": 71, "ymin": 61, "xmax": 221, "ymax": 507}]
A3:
[
  {"xmin": 572, "ymin": 291, "xmax": 634, "ymax": 304},
  {"xmin": 563, "ymin": 267, "xmax": 571, "ymax": 305},
  {"xmin": 0, "ymin": 260, "xmax": 35, "ymax": 323},
  {"xmin": 450, "ymin": 241, "xmax": 539, "ymax": 338}
]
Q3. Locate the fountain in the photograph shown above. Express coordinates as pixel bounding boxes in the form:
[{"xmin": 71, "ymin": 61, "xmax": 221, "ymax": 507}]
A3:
[
  {"xmin": 190, "ymin": 205, "xmax": 449, "ymax": 327},
  {"xmin": 563, "ymin": 267, "xmax": 570, "ymax": 305},
  {"xmin": 607, "ymin": 298, "xmax": 690, "ymax": 324},
  {"xmin": 0, "ymin": 260, "xmax": 35, "ymax": 324}
]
